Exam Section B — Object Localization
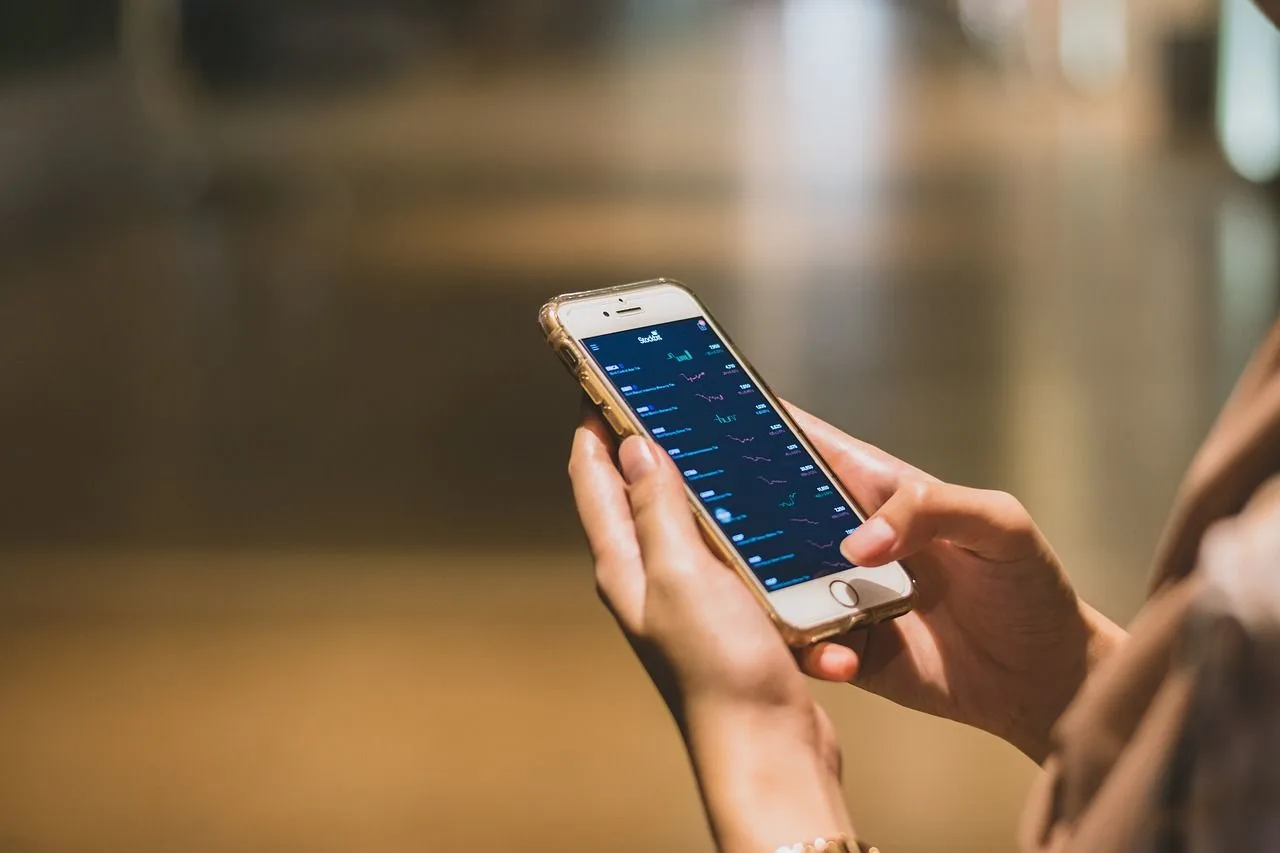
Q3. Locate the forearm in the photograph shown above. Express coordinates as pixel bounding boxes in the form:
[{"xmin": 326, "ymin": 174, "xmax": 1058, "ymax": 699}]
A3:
[{"xmin": 682, "ymin": 700, "xmax": 853, "ymax": 853}]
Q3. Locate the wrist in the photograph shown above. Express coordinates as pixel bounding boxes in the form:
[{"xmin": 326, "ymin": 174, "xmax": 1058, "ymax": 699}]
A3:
[
  {"xmin": 681, "ymin": 699, "xmax": 852, "ymax": 853},
  {"xmin": 1014, "ymin": 601, "xmax": 1129, "ymax": 763}
]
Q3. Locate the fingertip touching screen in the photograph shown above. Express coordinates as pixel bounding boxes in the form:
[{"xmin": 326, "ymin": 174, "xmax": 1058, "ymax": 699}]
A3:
[{"xmin": 583, "ymin": 316, "xmax": 863, "ymax": 592}]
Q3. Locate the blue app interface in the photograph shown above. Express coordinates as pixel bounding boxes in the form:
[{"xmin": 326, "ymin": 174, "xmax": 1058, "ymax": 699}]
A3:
[{"xmin": 584, "ymin": 316, "xmax": 863, "ymax": 591}]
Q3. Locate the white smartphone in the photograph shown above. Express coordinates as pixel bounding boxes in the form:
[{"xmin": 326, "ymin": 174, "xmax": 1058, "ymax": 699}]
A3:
[{"xmin": 541, "ymin": 278, "xmax": 914, "ymax": 646}]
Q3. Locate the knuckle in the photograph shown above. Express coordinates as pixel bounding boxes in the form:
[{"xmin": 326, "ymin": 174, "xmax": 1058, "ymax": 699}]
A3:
[
  {"xmin": 832, "ymin": 439, "xmax": 866, "ymax": 481},
  {"xmin": 648, "ymin": 556, "xmax": 703, "ymax": 601},
  {"xmin": 593, "ymin": 577, "xmax": 633, "ymax": 631},
  {"xmin": 906, "ymin": 477, "xmax": 934, "ymax": 506},
  {"xmin": 983, "ymin": 489, "xmax": 1041, "ymax": 552},
  {"xmin": 649, "ymin": 552, "xmax": 694, "ymax": 584},
  {"xmin": 1200, "ymin": 518, "xmax": 1237, "ymax": 557},
  {"xmin": 629, "ymin": 477, "xmax": 663, "ymax": 520},
  {"xmin": 592, "ymin": 553, "xmax": 617, "ymax": 584},
  {"xmin": 829, "ymin": 437, "xmax": 855, "ymax": 469},
  {"xmin": 632, "ymin": 468, "xmax": 680, "ymax": 517},
  {"xmin": 995, "ymin": 489, "xmax": 1025, "ymax": 512},
  {"xmin": 566, "ymin": 447, "xmax": 587, "ymax": 481},
  {"xmin": 651, "ymin": 455, "xmax": 682, "ymax": 489},
  {"xmin": 592, "ymin": 538, "xmax": 637, "ymax": 574},
  {"xmin": 666, "ymin": 552, "xmax": 703, "ymax": 580},
  {"xmin": 594, "ymin": 575, "xmax": 616, "ymax": 609},
  {"xmin": 988, "ymin": 489, "xmax": 1032, "ymax": 528}
]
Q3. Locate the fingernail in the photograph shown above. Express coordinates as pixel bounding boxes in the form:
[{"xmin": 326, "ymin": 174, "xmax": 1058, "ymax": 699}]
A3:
[
  {"xmin": 619, "ymin": 436, "xmax": 657, "ymax": 484},
  {"xmin": 841, "ymin": 516, "xmax": 895, "ymax": 563}
]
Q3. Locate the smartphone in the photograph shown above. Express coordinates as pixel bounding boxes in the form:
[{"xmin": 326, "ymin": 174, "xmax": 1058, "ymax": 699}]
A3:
[{"xmin": 541, "ymin": 278, "xmax": 914, "ymax": 646}]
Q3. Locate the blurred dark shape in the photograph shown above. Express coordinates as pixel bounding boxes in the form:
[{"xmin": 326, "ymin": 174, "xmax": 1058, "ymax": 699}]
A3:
[
  {"xmin": 179, "ymin": 0, "xmax": 626, "ymax": 93},
  {"xmin": 0, "ymin": 1, "xmax": 117, "ymax": 73},
  {"xmin": 423, "ymin": 0, "xmax": 624, "ymax": 57},
  {"xmin": 1153, "ymin": 619, "xmax": 1280, "ymax": 852},
  {"xmin": 180, "ymin": 0, "xmax": 420, "ymax": 91},
  {"xmin": 1162, "ymin": 27, "xmax": 1218, "ymax": 138}
]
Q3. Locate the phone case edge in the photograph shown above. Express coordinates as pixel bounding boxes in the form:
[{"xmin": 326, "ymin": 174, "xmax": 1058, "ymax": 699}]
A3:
[{"xmin": 538, "ymin": 278, "xmax": 915, "ymax": 647}]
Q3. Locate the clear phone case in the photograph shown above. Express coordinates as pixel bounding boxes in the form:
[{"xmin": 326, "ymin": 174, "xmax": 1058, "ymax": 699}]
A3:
[{"xmin": 540, "ymin": 278, "xmax": 914, "ymax": 646}]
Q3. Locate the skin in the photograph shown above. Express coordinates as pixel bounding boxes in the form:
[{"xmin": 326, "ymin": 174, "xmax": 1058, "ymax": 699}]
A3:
[
  {"xmin": 568, "ymin": 402, "xmax": 1124, "ymax": 850},
  {"xmin": 787, "ymin": 405, "xmax": 1125, "ymax": 762},
  {"xmin": 569, "ymin": 412, "xmax": 852, "ymax": 851}
]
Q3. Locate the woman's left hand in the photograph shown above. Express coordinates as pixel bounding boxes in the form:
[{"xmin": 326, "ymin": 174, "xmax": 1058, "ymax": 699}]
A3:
[{"xmin": 568, "ymin": 411, "xmax": 853, "ymax": 853}]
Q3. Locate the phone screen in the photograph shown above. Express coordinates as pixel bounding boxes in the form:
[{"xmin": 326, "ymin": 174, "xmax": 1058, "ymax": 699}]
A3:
[{"xmin": 584, "ymin": 316, "xmax": 864, "ymax": 592}]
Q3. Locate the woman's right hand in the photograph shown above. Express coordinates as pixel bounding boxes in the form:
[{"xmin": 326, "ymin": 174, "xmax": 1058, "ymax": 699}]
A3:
[{"xmin": 788, "ymin": 404, "xmax": 1126, "ymax": 762}]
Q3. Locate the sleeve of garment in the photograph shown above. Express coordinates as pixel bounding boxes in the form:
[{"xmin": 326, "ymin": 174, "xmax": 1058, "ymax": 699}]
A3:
[{"xmin": 1019, "ymin": 480, "xmax": 1280, "ymax": 853}]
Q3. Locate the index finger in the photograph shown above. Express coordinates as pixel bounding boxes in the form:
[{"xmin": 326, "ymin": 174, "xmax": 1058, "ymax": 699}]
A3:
[
  {"xmin": 568, "ymin": 413, "xmax": 645, "ymax": 626},
  {"xmin": 783, "ymin": 401, "xmax": 925, "ymax": 510}
]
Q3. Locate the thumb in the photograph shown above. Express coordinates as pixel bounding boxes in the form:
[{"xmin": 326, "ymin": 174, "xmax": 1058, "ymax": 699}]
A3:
[
  {"xmin": 618, "ymin": 436, "xmax": 706, "ymax": 568},
  {"xmin": 799, "ymin": 637, "xmax": 864, "ymax": 683},
  {"xmin": 783, "ymin": 402, "xmax": 916, "ymax": 512}
]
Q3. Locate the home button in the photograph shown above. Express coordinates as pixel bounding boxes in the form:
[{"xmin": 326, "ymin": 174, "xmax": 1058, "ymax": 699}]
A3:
[{"xmin": 829, "ymin": 580, "xmax": 859, "ymax": 608}]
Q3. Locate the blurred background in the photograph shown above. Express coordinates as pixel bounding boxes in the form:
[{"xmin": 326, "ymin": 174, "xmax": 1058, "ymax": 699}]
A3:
[{"xmin": 1, "ymin": 0, "xmax": 1279, "ymax": 850}]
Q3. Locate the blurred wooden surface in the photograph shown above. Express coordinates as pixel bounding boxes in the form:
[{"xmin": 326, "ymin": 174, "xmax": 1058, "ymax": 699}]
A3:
[{"xmin": 0, "ymin": 551, "xmax": 1033, "ymax": 853}]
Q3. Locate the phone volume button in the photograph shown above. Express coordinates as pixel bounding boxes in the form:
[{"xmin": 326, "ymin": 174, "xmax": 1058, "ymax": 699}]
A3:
[
  {"xmin": 581, "ymin": 376, "xmax": 605, "ymax": 405},
  {"xmin": 557, "ymin": 346, "xmax": 580, "ymax": 370},
  {"xmin": 599, "ymin": 404, "xmax": 627, "ymax": 436}
]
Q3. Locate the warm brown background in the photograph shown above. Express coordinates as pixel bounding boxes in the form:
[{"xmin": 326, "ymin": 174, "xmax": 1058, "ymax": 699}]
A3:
[{"xmin": 2, "ymin": 2, "xmax": 1278, "ymax": 851}]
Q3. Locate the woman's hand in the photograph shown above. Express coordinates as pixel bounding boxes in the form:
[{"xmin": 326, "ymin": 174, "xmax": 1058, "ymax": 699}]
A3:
[
  {"xmin": 789, "ymin": 404, "xmax": 1126, "ymax": 762},
  {"xmin": 568, "ymin": 412, "xmax": 853, "ymax": 853}
]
